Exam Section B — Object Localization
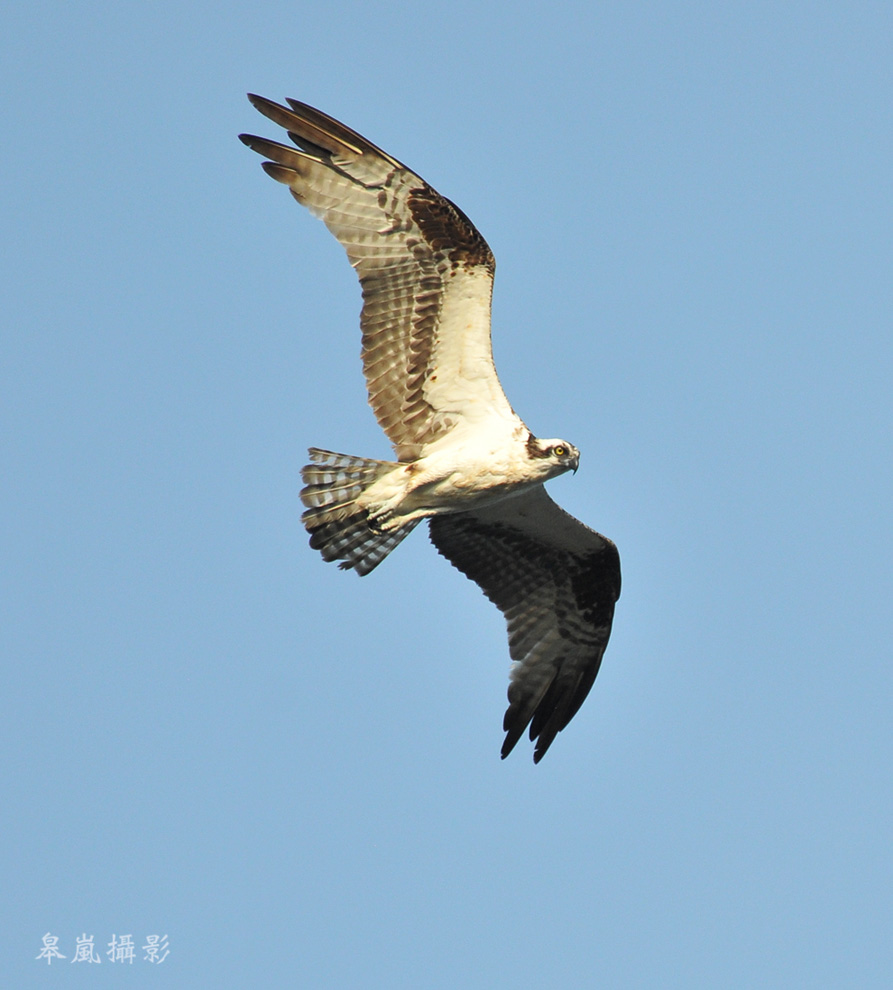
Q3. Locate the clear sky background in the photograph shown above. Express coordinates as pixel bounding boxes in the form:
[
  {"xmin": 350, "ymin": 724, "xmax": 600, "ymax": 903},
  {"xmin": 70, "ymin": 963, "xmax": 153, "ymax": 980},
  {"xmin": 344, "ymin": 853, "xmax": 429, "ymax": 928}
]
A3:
[{"xmin": 4, "ymin": 1, "xmax": 892, "ymax": 986}]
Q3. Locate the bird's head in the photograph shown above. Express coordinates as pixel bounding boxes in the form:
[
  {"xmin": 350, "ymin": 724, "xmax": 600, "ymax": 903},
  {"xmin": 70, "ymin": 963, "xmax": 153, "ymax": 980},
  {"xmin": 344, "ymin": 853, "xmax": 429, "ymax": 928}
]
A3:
[{"xmin": 526, "ymin": 435, "xmax": 580, "ymax": 478}]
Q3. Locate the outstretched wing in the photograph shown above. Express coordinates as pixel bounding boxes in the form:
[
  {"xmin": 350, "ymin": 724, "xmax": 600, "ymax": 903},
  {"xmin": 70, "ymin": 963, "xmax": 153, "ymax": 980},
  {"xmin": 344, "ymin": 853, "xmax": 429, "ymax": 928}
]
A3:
[
  {"xmin": 429, "ymin": 487, "xmax": 621, "ymax": 763},
  {"xmin": 240, "ymin": 95, "xmax": 520, "ymax": 461}
]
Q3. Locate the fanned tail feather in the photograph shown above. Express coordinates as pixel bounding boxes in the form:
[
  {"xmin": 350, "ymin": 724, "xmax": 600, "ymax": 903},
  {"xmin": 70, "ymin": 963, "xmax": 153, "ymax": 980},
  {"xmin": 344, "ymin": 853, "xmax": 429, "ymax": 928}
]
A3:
[{"xmin": 300, "ymin": 448, "xmax": 418, "ymax": 575}]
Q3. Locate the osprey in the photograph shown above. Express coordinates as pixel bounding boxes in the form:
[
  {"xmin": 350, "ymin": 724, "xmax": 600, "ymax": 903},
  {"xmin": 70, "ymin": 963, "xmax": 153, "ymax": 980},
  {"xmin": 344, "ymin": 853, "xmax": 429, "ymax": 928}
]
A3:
[{"xmin": 240, "ymin": 95, "xmax": 621, "ymax": 762}]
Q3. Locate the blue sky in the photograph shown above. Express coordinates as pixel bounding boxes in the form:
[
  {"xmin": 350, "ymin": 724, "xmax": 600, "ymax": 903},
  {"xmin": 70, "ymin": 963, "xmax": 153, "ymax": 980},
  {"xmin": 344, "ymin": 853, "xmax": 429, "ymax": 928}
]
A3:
[{"xmin": 4, "ymin": 1, "xmax": 892, "ymax": 986}]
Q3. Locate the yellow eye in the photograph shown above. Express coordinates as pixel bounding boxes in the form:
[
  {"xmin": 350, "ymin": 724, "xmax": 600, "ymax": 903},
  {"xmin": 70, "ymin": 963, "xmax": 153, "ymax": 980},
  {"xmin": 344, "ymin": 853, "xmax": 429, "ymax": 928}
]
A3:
[{"xmin": 553, "ymin": 445, "xmax": 567, "ymax": 457}]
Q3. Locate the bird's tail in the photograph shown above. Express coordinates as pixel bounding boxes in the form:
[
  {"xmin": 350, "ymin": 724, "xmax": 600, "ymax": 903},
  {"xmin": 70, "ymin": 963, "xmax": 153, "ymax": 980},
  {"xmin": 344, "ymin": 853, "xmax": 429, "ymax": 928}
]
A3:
[{"xmin": 300, "ymin": 447, "xmax": 419, "ymax": 575}]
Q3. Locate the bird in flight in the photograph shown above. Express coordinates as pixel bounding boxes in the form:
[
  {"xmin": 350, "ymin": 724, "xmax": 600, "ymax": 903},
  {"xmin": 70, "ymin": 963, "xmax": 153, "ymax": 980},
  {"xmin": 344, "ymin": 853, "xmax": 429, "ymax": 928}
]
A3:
[{"xmin": 240, "ymin": 95, "xmax": 621, "ymax": 762}]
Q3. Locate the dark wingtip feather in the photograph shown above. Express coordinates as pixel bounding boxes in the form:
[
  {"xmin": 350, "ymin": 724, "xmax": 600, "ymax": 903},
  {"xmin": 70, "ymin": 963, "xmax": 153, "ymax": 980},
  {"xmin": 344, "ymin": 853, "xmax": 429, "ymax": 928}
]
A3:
[
  {"xmin": 260, "ymin": 161, "xmax": 298, "ymax": 184},
  {"xmin": 500, "ymin": 723, "xmax": 526, "ymax": 761},
  {"xmin": 532, "ymin": 732, "xmax": 557, "ymax": 764},
  {"xmin": 246, "ymin": 92, "xmax": 279, "ymax": 113}
]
